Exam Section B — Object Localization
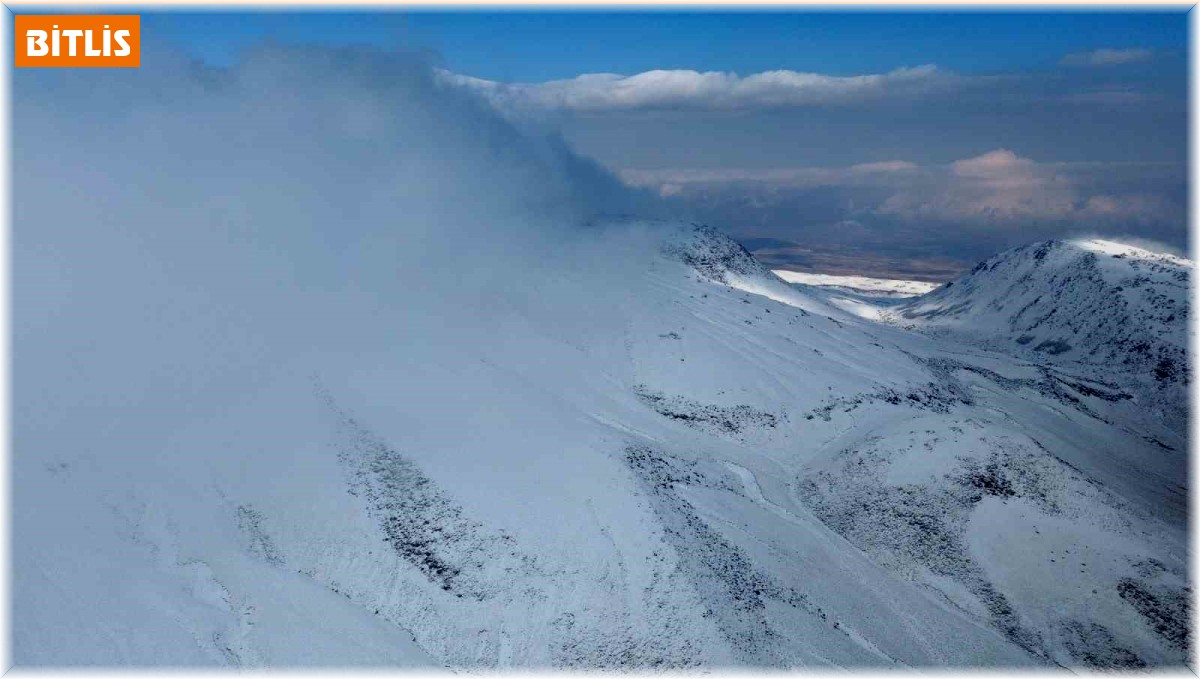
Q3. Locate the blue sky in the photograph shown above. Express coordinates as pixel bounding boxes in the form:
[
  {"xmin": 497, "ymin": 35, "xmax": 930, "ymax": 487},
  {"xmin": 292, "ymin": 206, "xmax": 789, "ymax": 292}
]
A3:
[{"xmin": 143, "ymin": 10, "xmax": 1187, "ymax": 80}]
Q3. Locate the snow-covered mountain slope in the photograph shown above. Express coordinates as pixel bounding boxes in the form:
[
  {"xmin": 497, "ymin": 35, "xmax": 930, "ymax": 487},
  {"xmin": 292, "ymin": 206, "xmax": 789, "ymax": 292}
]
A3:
[
  {"xmin": 892, "ymin": 239, "xmax": 1188, "ymax": 374},
  {"xmin": 13, "ymin": 49, "xmax": 1190, "ymax": 671},
  {"xmin": 888, "ymin": 239, "xmax": 1190, "ymax": 438},
  {"xmin": 15, "ymin": 221, "xmax": 1190, "ymax": 670},
  {"xmin": 771, "ymin": 269, "xmax": 936, "ymax": 323},
  {"xmin": 773, "ymin": 270, "xmax": 939, "ymax": 298}
]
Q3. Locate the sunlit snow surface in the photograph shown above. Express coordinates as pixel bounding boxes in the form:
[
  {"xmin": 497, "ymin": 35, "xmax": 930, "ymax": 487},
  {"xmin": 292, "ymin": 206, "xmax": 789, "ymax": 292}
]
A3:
[
  {"xmin": 1071, "ymin": 238, "xmax": 1191, "ymax": 267},
  {"xmin": 771, "ymin": 269, "xmax": 938, "ymax": 321},
  {"xmin": 772, "ymin": 270, "xmax": 939, "ymax": 297}
]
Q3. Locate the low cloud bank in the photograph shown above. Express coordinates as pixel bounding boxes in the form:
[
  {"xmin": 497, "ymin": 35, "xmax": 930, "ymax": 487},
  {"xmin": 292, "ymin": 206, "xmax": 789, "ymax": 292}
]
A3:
[
  {"xmin": 13, "ymin": 45, "xmax": 652, "ymax": 470},
  {"xmin": 442, "ymin": 64, "xmax": 954, "ymax": 113},
  {"xmin": 623, "ymin": 149, "xmax": 1186, "ymax": 271}
]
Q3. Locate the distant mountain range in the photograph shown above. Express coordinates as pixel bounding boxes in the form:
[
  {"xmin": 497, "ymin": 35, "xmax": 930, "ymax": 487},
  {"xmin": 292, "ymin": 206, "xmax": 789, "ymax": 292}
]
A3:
[{"xmin": 738, "ymin": 236, "xmax": 969, "ymax": 282}]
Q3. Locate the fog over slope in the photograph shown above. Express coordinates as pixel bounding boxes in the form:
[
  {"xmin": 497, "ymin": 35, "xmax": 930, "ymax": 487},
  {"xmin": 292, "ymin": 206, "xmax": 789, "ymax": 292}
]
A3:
[
  {"xmin": 15, "ymin": 45, "xmax": 650, "ymax": 666},
  {"xmin": 13, "ymin": 47, "xmax": 1190, "ymax": 669}
]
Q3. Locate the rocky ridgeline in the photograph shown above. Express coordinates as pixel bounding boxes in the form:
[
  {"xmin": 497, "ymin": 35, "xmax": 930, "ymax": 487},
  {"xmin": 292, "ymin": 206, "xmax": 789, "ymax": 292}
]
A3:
[{"xmin": 895, "ymin": 239, "xmax": 1188, "ymax": 382}]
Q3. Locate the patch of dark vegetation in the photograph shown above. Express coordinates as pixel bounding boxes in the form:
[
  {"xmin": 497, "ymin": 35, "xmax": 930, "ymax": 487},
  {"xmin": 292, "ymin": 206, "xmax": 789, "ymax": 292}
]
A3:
[
  {"xmin": 1132, "ymin": 558, "xmax": 1167, "ymax": 578},
  {"xmin": 799, "ymin": 464, "xmax": 1043, "ymax": 655},
  {"xmin": 925, "ymin": 357, "xmax": 1025, "ymax": 389},
  {"xmin": 326, "ymin": 391, "xmax": 531, "ymax": 601},
  {"xmin": 1142, "ymin": 436, "xmax": 1176, "ymax": 452},
  {"xmin": 664, "ymin": 224, "xmax": 770, "ymax": 284},
  {"xmin": 1032, "ymin": 241, "xmax": 1060, "ymax": 262},
  {"xmin": 796, "ymin": 434, "xmax": 1074, "ymax": 658},
  {"xmin": 623, "ymin": 444, "xmax": 841, "ymax": 666},
  {"xmin": 343, "ymin": 425, "xmax": 487, "ymax": 597},
  {"xmin": 1154, "ymin": 357, "xmax": 1179, "ymax": 382},
  {"xmin": 1016, "ymin": 335, "xmax": 1035, "ymax": 345},
  {"xmin": 319, "ymin": 385, "xmax": 729, "ymax": 670},
  {"xmin": 1033, "ymin": 339, "xmax": 1072, "ymax": 355},
  {"xmin": 1058, "ymin": 620, "xmax": 1146, "ymax": 670},
  {"xmin": 804, "ymin": 379, "xmax": 971, "ymax": 422},
  {"xmin": 959, "ymin": 462, "xmax": 1015, "ymax": 497},
  {"xmin": 634, "ymin": 385, "xmax": 778, "ymax": 437},
  {"xmin": 624, "ymin": 445, "xmax": 736, "ymax": 494},
  {"xmin": 952, "ymin": 451, "xmax": 1064, "ymax": 512},
  {"xmin": 236, "ymin": 504, "xmax": 285, "ymax": 566},
  {"xmin": 1117, "ymin": 578, "xmax": 1190, "ymax": 652},
  {"xmin": 1055, "ymin": 377, "xmax": 1134, "ymax": 402},
  {"xmin": 551, "ymin": 609, "xmax": 705, "ymax": 670},
  {"xmin": 913, "ymin": 355, "xmax": 1132, "ymax": 423}
]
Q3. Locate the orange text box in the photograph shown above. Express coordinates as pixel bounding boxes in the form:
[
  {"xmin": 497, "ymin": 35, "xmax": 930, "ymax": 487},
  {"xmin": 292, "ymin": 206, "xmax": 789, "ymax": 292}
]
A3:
[{"xmin": 15, "ymin": 15, "xmax": 140, "ymax": 68}]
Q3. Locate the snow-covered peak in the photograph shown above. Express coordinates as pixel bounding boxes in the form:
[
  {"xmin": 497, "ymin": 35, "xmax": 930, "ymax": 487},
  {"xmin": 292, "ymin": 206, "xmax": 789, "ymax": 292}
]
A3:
[
  {"xmin": 896, "ymin": 239, "xmax": 1188, "ymax": 357},
  {"xmin": 1069, "ymin": 238, "xmax": 1191, "ymax": 267},
  {"xmin": 660, "ymin": 223, "xmax": 844, "ymax": 316},
  {"xmin": 890, "ymin": 237, "xmax": 1189, "ymax": 436},
  {"xmin": 661, "ymin": 223, "xmax": 775, "ymax": 284}
]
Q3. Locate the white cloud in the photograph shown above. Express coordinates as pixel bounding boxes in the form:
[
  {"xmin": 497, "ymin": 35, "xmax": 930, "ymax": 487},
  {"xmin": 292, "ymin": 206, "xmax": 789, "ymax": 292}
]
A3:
[
  {"xmin": 621, "ymin": 151, "xmax": 1179, "ymax": 229},
  {"xmin": 881, "ymin": 154, "xmax": 1072, "ymax": 221},
  {"xmin": 620, "ymin": 161, "xmax": 917, "ymax": 191},
  {"xmin": 950, "ymin": 148, "xmax": 1034, "ymax": 178},
  {"xmin": 849, "ymin": 160, "xmax": 918, "ymax": 173},
  {"xmin": 13, "ymin": 44, "xmax": 650, "ymax": 465},
  {"xmin": 1061, "ymin": 48, "xmax": 1152, "ymax": 67},
  {"xmin": 879, "ymin": 149, "xmax": 1170, "ymax": 224},
  {"xmin": 441, "ymin": 65, "xmax": 951, "ymax": 113}
]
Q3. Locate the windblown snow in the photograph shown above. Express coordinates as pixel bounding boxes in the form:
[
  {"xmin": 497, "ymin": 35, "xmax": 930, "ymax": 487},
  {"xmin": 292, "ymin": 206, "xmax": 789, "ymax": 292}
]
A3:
[{"xmin": 12, "ymin": 48, "xmax": 1191, "ymax": 670}]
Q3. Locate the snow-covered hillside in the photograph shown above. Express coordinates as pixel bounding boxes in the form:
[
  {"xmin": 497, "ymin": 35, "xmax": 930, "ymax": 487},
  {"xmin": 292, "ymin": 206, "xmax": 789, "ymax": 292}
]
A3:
[
  {"xmin": 893, "ymin": 239, "xmax": 1187, "ymax": 374},
  {"xmin": 888, "ymin": 239, "xmax": 1190, "ymax": 438},
  {"xmin": 772, "ymin": 269, "xmax": 938, "ymax": 323},
  {"xmin": 13, "ymin": 48, "xmax": 1191, "ymax": 671},
  {"xmin": 15, "ymin": 222, "xmax": 1191, "ymax": 670}
]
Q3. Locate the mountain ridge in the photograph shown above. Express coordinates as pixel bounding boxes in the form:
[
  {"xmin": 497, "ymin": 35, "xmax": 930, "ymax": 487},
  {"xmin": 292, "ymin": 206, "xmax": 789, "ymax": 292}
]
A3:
[
  {"xmin": 15, "ymin": 223, "xmax": 1191, "ymax": 669},
  {"xmin": 888, "ymin": 237, "xmax": 1189, "ymax": 437}
]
